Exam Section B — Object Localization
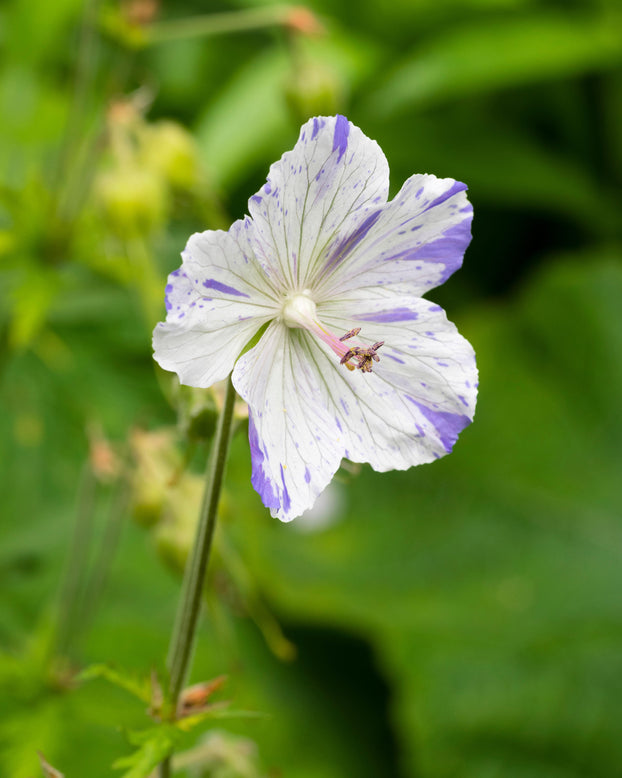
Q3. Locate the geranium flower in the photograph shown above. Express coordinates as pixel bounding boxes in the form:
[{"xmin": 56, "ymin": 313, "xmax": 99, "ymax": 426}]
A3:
[{"xmin": 153, "ymin": 115, "xmax": 477, "ymax": 521}]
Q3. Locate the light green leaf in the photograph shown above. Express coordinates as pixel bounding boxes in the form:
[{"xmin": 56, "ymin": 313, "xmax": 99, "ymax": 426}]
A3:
[
  {"xmin": 176, "ymin": 707, "xmax": 267, "ymax": 732},
  {"xmin": 113, "ymin": 726, "xmax": 178, "ymax": 778},
  {"xmin": 78, "ymin": 664, "xmax": 153, "ymax": 706}
]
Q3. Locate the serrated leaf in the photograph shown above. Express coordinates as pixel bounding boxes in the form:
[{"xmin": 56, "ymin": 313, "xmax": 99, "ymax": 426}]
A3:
[
  {"xmin": 113, "ymin": 725, "xmax": 179, "ymax": 778},
  {"xmin": 78, "ymin": 664, "xmax": 153, "ymax": 705}
]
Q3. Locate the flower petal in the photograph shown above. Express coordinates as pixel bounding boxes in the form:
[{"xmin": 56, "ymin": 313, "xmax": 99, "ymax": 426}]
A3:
[
  {"xmin": 317, "ymin": 293, "xmax": 477, "ymax": 465},
  {"xmin": 232, "ymin": 321, "xmax": 343, "ymax": 522},
  {"xmin": 233, "ymin": 294, "xmax": 476, "ymax": 520},
  {"xmin": 153, "ymin": 227, "xmax": 276, "ymax": 388},
  {"xmin": 311, "ymin": 173, "xmax": 473, "ymax": 300},
  {"xmin": 246, "ymin": 115, "xmax": 390, "ymax": 291}
]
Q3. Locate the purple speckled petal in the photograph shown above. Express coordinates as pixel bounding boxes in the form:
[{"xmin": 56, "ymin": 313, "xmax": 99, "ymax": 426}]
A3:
[
  {"xmin": 235, "ymin": 300, "xmax": 476, "ymax": 518},
  {"xmin": 317, "ymin": 293, "xmax": 478, "ymax": 461},
  {"xmin": 332, "ymin": 114, "xmax": 350, "ymax": 162},
  {"xmin": 153, "ymin": 115, "xmax": 478, "ymax": 521},
  {"xmin": 153, "ymin": 226, "xmax": 276, "ymax": 388},
  {"xmin": 202, "ymin": 278, "xmax": 250, "ymax": 298},
  {"xmin": 232, "ymin": 320, "xmax": 343, "ymax": 521},
  {"xmin": 248, "ymin": 412, "xmax": 279, "ymax": 511},
  {"xmin": 351, "ymin": 306, "xmax": 419, "ymax": 323},
  {"xmin": 246, "ymin": 115, "xmax": 390, "ymax": 292},
  {"xmin": 312, "ymin": 173, "xmax": 472, "ymax": 300},
  {"xmin": 404, "ymin": 399, "xmax": 471, "ymax": 453}
]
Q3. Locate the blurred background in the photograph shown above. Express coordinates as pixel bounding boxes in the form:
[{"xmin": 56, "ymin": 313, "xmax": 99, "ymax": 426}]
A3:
[{"xmin": 1, "ymin": 0, "xmax": 622, "ymax": 776}]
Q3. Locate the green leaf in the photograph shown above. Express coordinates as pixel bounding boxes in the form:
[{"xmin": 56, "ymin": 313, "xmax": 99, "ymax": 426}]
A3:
[
  {"xmin": 195, "ymin": 49, "xmax": 292, "ymax": 191},
  {"xmin": 176, "ymin": 707, "xmax": 267, "ymax": 732},
  {"xmin": 78, "ymin": 664, "xmax": 153, "ymax": 706},
  {"xmin": 369, "ymin": 11, "xmax": 622, "ymax": 115},
  {"xmin": 113, "ymin": 725, "xmax": 178, "ymax": 778}
]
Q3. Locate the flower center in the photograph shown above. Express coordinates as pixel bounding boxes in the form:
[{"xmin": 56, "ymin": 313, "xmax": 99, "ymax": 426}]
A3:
[
  {"xmin": 281, "ymin": 290, "xmax": 317, "ymax": 329},
  {"xmin": 281, "ymin": 292, "xmax": 384, "ymax": 373}
]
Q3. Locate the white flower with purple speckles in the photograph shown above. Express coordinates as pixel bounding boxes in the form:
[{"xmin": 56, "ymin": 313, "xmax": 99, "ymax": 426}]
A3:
[{"xmin": 153, "ymin": 115, "xmax": 477, "ymax": 521}]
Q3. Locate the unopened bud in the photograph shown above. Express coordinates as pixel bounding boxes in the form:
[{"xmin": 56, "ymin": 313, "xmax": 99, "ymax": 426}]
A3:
[
  {"xmin": 94, "ymin": 165, "xmax": 168, "ymax": 238},
  {"xmin": 129, "ymin": 428, "xmax": 181, "ymax": 526},
  {"xmin": 140, "ymin": 121, "xmax": 201, "ymax": 192},
  {"xmin": 285, "ymin": 59, "xmax": 343, "ymax": 124}
]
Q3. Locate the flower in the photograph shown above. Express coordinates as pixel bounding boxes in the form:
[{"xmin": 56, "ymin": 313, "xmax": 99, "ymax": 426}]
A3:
[{"xmin": 153, "ymin": 115, "xmax": 477, "ymax": 521}]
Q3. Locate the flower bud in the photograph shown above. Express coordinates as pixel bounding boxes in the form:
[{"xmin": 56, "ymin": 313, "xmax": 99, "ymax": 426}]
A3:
[
  {"xmin": 129, "ymin": 428, "xmax": 181, "ymax": 527},
  {"xmin": 139, "ymin": 121, "xmax": 201, "ymax": 192},
  {"xmin": 153, "ymin": 472, "xmax": 204, "ymax": 572},
  {"xmin": 94, "ymin": 165, "xmax": 168, "ymax": 238},
  {"xmin": 284, "ymin": 59, "xmax": 343, "ymax": 124}
]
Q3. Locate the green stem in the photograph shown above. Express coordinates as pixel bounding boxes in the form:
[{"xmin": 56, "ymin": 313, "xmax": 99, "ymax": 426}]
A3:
[
  {"xmin": 146, "ymin": 5, "xmax": 292, "ymax": 44},
  {"xmin": 161, "ymin": 374, "xmax": 236, "ymax": 773}
]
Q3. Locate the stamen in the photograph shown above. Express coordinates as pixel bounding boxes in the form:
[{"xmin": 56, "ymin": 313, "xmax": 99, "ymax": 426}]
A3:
[
  {"xmin": 339, "ymin": 339, "xmax": 384, "ymax": 373},
  {"xmin": 339, "ymin": 328, "xmax": 361, "ymax": 342},
  {"xmin": 280, "ymin": 293, "xmax": 384, "ymax": 373}
]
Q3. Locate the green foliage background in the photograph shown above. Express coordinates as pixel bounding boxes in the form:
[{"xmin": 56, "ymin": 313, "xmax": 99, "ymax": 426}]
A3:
[{"xmin": 1, "ymin": 0, "xmax": 622, "ymax": 776}]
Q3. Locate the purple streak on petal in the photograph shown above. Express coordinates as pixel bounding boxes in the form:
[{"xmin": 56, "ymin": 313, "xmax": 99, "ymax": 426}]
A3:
[
  {"xmin": 304, "ymin": 467, "xmax": 311, "ymax": 484},
  {"xmin": 202, "ymin": 279, "xmax": 250, "ymax": 298},
  {"xmin": 248, "ymin": 413, "xmax": 279, "ymax": 510},
  {"xmin": 422, "ymin": 180, "xmax": 467, "ymax": 212},
  {"xmin": 251, "ymin": 194, "xmax": 262, "ymax": 204},
  {"xmin": 335, "ymin": 417, "xmax": 342, "ymax": 432},
  {"xmin": 264, "ymin": 182, "xmax": 271, "ymax": 194},
  {"xmin": 383, "ymin": 219, "xmax": 472, "ymax": 283},
  {"xmin": 321, "ymin": 210, "xmax": 382, "ymax": 277},
  {"xmin": 280, "ymin": 464, "xmax": 291, "ymax": 514},
  {"xmin": 164, "ymin": 283, "xmax": 173, "ymax": 311},
  {"xmin": 385, "ymin": 353, "xmax": 405, "ymax": 364},
  {"xmin": 353, "ymin": 307, "xmax": 418, "ymax": 323},
  {"xmin": 333, "ymin": 115, "xmax": 349, "ymax": 162},
  {"xmin": 311, "ymin": 117, "xmax": 325, "ymax": 140},
  {"xmin": 405, "ymin": 397, "xmax": 471, "ymax": 453}
]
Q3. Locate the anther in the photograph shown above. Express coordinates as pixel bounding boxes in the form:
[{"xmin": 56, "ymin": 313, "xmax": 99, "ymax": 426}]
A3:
[
  {"xmin": 340, "ymin": 338, "xmax": 384, "ymax": 373},
  {"xmin": 339, "ymin": 327, "xmax": 361, "ymax": 342}
]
